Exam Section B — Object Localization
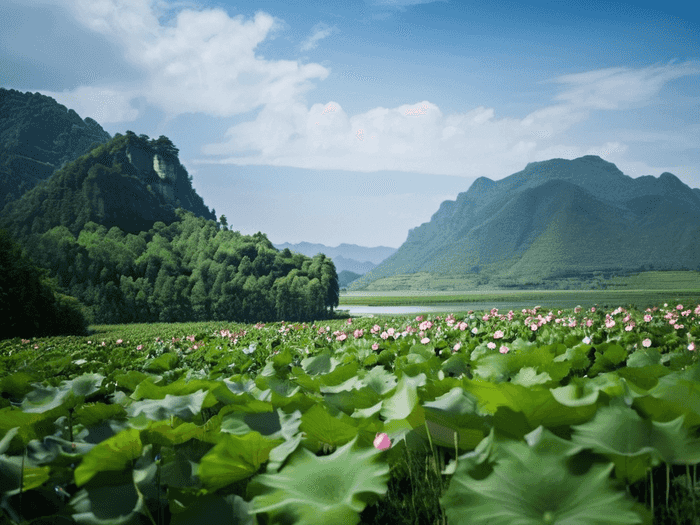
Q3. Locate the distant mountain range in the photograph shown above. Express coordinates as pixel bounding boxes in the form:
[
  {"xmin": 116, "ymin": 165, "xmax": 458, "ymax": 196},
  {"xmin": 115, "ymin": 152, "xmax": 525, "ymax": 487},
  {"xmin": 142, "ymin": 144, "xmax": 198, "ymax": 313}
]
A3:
[
  {"xmin": 273, "ymin": 242, "xmax": 397, "ymax": 283},
  {"xmin": 349, "ymin": 155, "xmax": 700, "ymax": 290}
]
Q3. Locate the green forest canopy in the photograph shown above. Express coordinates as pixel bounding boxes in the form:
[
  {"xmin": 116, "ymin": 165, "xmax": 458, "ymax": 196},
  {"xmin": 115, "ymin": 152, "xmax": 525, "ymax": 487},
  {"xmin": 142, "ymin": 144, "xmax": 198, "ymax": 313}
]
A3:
[{"xmin": 14, "ymin": 208, "xmax": 340, "ymax": 326}]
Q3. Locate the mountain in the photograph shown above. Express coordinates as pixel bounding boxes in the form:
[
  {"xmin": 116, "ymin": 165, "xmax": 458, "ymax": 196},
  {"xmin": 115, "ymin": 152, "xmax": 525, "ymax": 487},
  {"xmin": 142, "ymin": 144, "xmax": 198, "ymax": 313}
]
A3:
[
  {"xmin": 272, "ymin": 242, "xmax": 396, "ymax": 276},
  {"xmin": 338, "ymin": 270, "xmax": 363, "ymax": 288},
  {"xmin": 0, "ymin": 88, "xmax": 112, "ymax": 206},
  {"xmin": 350, "ymin": 155, "xmax": 700, "ymax": 290},
  {"xmin": 0, "ymin": 131, "xmax": 216, "ymax": 239}
]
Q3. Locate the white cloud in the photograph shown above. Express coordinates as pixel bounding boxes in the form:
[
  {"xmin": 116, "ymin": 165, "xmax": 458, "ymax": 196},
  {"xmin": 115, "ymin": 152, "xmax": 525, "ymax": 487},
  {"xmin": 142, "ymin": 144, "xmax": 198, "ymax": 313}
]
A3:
[
  {"xmin": 194, "ymin": 61, "xmax": 699, "ymax": 179},
  {"xmin": 549, "ymin": 61, "xmax": 700, "ymax": 110},
  {"xmin": 37, "ymin": 85, "xmax": 140, "ymax": 123},
  {"xmin": 54, "ymin": 0, "xmax": 329, "ymax": 121},
  {"xmin": 42, "ymin": 2, "xmax": 699, "ymax": 180},
  {"xmin": 299, "ymin": 23, "xmax": 338, "ymax": 52}
]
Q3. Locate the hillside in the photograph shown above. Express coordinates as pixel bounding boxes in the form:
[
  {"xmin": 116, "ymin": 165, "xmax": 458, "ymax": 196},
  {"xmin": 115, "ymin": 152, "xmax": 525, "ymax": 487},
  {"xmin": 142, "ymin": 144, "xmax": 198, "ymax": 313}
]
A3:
[
  {"xmin": 350, "ymin": 155, "xmax": 700, "ymax": 290},
  {"xmin": 0, "ymin": 87, "xmax": 112, "ymax": 206},
  {"xmin": 0, "ymin": 131, "xmax": 215, "ymax": 239}
]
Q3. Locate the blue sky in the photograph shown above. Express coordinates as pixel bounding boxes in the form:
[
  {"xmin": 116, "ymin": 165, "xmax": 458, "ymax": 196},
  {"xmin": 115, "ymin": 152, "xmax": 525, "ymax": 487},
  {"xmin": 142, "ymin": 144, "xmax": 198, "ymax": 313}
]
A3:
[{"xmin": 1, "ymin": 0, "xmax": 698, "ymax": 248}]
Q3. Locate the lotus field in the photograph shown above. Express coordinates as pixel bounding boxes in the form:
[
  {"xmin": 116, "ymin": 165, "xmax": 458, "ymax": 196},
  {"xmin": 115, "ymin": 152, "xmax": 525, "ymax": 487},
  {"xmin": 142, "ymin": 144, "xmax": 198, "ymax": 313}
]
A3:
[{"xmin": 2, "ymin": 302, "xmax": 700, "ymax": 524}]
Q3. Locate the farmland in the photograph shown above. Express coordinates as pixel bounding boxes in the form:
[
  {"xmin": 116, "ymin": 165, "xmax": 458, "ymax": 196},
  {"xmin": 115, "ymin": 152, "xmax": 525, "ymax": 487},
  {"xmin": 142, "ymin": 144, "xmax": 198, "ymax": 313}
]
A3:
[{"xmin": 1, "ymin": 298, "xmax": 700, "ymax": 524}]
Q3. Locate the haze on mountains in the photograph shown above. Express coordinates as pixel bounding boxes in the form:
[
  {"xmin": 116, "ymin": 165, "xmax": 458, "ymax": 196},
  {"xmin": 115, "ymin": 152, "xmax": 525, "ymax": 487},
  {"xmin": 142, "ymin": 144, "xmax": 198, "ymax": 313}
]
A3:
[
  {"xmin": 273, "ymin": 241, "xmax": 396, "ymax": 280},
  {"xmin": 350, "ymin": 155, "xmax": 700, "ymax": 291},
  {"xmin": 0, "ymin": 88, "xmax": 340, "ymax": 339}
]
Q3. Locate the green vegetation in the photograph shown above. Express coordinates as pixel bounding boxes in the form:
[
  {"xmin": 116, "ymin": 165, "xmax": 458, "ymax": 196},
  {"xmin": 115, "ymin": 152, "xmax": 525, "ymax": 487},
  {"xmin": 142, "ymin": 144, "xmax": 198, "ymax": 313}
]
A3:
[
  {"xmin": 0, "ymin": 87, "xmax": 112, "ymax": 206},
  {"xmin": 0, "ymin": 228, "xmax": 90, "ymax": 340},
  {"xmin": 351, "ymin": 269, "xmax": 700, "ymax": 294},
  {"xmin": 0, "ymin": 130, "xmax": 215, "ymax": 239},
  {"xmin": 0, "ymin": 209, "xmax": 340, "ymax": 332},
  {"xmin": 349, "ymin": 156, "xmax": 700, "ymax": 291},
  {"xmin": 1, "ymin": 302, "xmax": 700, "ymax": 524}
]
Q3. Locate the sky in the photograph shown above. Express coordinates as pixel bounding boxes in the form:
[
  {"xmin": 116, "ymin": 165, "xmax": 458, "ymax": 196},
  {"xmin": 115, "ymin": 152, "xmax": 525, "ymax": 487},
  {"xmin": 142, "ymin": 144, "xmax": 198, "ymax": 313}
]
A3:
[{"xmin": 1, "ymin": 0, "xmax": 698, "ymax": 248}]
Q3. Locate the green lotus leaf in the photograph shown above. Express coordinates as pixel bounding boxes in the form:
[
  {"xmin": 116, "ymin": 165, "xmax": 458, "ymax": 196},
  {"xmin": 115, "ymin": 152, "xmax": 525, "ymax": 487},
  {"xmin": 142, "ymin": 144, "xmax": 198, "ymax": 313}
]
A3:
[
  {"xmin": 198, "ymin": 431, "xmax": 284, "ymax": 491},
  {"xmin": 125, "ymin": 389, "xmax": 209, "ymax": 422},
  {"xmin": 74, "ymin": 428, "xmax": 143, "ymax": 487},
  {"xmin": 70, "ymin": 482, "xmax": 150, "ymax": 525},
  {"xmin": 440, "ymin": 431, "xmax": 642, "ymax": 524},
  {"xmin": 169, "ymin": 493, "xmax": 256, "ymax": 525},
  {"xmin": 248, "ymin": 435, "xmax": 390, "ymax": 525}
]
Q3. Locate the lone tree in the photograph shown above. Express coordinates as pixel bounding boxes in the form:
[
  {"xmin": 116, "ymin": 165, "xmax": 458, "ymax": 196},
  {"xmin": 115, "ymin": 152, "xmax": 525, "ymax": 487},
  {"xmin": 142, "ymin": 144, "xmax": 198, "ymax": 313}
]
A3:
[{"xmin": 219, "ymin": 215, "xmax": 229, "ymax": 231}]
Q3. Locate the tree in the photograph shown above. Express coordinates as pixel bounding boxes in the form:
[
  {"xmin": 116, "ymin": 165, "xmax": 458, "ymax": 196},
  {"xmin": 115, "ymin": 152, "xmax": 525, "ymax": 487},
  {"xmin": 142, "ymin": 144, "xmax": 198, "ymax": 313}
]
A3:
[
  {"xmin": 219, "ymin": 215, "xmax": 229, "ymax": 231},
  {"xmin": 0, "ymin": 228, "xmax": 90, "ymax": 340}
]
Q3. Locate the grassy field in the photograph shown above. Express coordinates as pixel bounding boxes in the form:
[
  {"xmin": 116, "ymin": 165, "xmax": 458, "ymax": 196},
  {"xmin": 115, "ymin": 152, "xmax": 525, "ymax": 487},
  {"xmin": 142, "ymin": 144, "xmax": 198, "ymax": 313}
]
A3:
[
  {"xmin": 346, "ymin": 269, "xmax": 700, "ymax": 294},
  {"xmin": 339, "ymin": 271, "xmax": 700, "ymax": 311}
]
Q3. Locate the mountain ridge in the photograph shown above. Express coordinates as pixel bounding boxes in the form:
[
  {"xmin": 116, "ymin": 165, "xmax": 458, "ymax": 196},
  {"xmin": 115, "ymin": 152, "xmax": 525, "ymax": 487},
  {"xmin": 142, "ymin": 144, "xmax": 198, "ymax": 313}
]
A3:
[
  {"xmin": 350, "ymin": 155, "xmax": 700, "ymax": 290},
  {"xmin": 0, "ymin": 131, "xmax": 216, "ymax": 239}
]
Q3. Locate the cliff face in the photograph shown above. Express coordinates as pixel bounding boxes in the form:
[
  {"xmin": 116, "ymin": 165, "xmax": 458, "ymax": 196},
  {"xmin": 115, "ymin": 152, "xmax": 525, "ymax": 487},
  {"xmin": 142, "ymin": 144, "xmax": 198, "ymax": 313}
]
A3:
[
  {"xmin": 0, "ymin": 88, "xmax": 112, "ymax": 206},
  {"xmin": 0, "ymin": 132, "xmax": 216, "ymax": 238}
]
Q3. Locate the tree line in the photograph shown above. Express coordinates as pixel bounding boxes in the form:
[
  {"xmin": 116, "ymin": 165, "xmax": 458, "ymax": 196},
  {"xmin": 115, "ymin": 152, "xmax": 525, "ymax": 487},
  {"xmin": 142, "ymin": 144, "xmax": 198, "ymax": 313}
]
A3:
[{"xmin": 1, "ymin": 209, "xmax": 339, "ymax": 340}]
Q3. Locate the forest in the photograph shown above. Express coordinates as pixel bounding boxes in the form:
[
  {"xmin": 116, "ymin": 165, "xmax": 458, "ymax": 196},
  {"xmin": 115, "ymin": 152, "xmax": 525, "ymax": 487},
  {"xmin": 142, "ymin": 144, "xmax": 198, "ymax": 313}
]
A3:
[{"xmin": 1, "ymin": 208, "xmax": 339, "ymax": 340}]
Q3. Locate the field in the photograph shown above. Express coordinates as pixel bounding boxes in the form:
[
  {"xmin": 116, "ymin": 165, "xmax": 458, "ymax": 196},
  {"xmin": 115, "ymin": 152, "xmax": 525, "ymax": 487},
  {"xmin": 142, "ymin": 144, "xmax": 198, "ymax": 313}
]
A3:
[
  {"xmin": 346, "ymin": 269, "xmax": 700, "ymax": 295},
  {"xmin": 339, "ymin": 271, "xmax": 700, "ymax": 310},
  {"xmin": 1, "ymin": 296, "xmax": 700, "ymax": 523}
]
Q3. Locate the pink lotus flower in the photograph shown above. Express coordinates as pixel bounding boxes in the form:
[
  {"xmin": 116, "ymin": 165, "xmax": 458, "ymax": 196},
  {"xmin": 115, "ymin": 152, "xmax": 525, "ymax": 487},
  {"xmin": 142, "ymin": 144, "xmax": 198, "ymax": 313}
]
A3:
[
  {"xmin": 374, "ymin": 433, "xmax": 391, "ymax": 450},
  {"xmin": 688, "ymin": 342, "xmax": 696, "ymax": 352},
  {"xmin": 372, "ymin": 343, "xmax": 379, "ymax": 351},
  {"xmin": 458, "ymin": 322, "xmax": 468, "ymax": 331},
  {"xmin": 493, "ymin": 330, "xmax": 504, "ymax": 339},
  {"xmin": 487, "ymin": 342, "xmax": 496, "ymax": 350},
  {"xmin": 453, "ymin": 343, "xmax": 461, "ymax": 352},
  {"xmin": 582, "ymin": 336, "xmax": 591, "ymax": 344},
  {"xmin": 421, "ymin": 337, "xmax": 430, "ymax": 344},
  {"xmin": 499, "ymin": 346, "xmax": 509, "ymax": 354},
  {"xmin": 415, "ymin": 316, "xmax": 424, "ymax": 322},
  {"xmin": 137, "ymin": 345, "xmax": 143, "ymax": 350},
  {"xmin": 642, "ymin": 338, "xmax": 652, "ymax": 347},
  {"xmin": 116, "ymin": 339, "xmax": 123, "ymax": 344},
  {"xmin": 380, "ymin": 331, "xmax": 389, "ymax": 340},
  {"xmin": 336, "ymin": 332, "xmax": 347, "ymax": 342},
  {"xmin": 354, "ymin": 329, "xmax": 364, "ymax": 338}
]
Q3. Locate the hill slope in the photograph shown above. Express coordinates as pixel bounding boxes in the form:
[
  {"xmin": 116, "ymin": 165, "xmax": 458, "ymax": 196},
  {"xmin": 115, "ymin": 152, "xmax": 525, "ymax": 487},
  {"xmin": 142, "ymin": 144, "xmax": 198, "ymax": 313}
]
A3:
[
  {"xmin": 0, "ymin": 131, "xmax": 215, "ymax": 239},
  {"xmin": 0, "ymin": 88, "xmax": 112, "ymax": 206},
  {"xmin": 350, "ymin": 155, "xmax": 700, "ymax": 290}
]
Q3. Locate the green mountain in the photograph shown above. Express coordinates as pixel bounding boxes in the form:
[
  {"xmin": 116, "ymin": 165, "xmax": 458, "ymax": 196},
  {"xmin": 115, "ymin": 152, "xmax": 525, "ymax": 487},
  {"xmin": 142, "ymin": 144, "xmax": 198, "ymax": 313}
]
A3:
[
  {"xmin": 0, "ymin": 131, "xmax": 216, "ymax": 239},
  {"xmin": 0, "ymin": 90, "xmax": 339, "ymax": 332},
  {"xmin": 350, "ymin": 155, "xmax": 700, "ymax": 290},
  {"xmin": 0, "ymin": 87, "xmax": 112, "ymax": 206}
]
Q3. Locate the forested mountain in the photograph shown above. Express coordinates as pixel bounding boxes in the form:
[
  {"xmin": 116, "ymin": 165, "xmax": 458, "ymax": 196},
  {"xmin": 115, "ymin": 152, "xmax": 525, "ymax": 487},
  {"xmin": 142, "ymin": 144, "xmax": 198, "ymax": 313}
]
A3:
[
  {"xmin": 0, "ymin": 131, "xmax": 215, "ymax": 238},
  {"xmin": 0, "ymin": 89, "xmax": 339, "ymax": 332},
  {"xmin": 0, "ymin": 88, "xmax": 112, "ymax": 206},
  {"xmin": 350, "ymin": 155, "xmax": 700, "ymax": 290},
  {"xmin": 2, "ymin": 209, "xmax": 339, "ymax": 327}
]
